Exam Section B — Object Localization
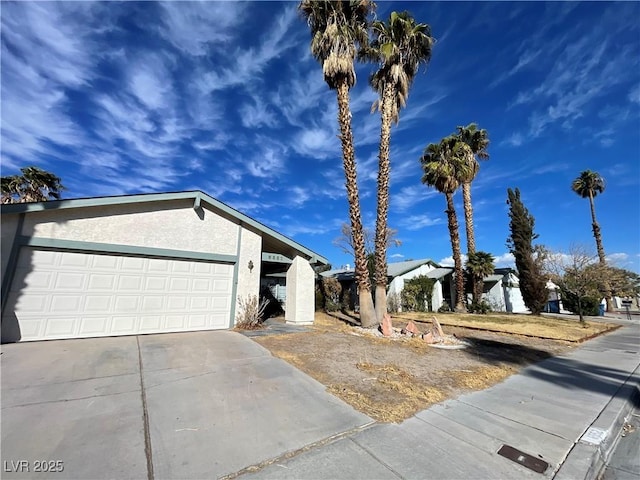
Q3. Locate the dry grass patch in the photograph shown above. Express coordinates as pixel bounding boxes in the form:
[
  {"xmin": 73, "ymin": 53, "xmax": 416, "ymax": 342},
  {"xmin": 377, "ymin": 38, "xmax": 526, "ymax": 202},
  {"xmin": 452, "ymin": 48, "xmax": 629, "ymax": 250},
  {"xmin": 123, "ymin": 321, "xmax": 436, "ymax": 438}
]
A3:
[
  {"xmin": 328, "ymin": 362, "xmax": 446, "ymax": 423},
  {"xmin": 397, "ymin": 312, "xmax": 618, "ymax": 342},
  {"xmin": 253, "ymin": 311, "xmax": 586, "ymax": 424},
  {"xmin": 451, "ymin": 364, "xmax": 518, "ymax": 390}
]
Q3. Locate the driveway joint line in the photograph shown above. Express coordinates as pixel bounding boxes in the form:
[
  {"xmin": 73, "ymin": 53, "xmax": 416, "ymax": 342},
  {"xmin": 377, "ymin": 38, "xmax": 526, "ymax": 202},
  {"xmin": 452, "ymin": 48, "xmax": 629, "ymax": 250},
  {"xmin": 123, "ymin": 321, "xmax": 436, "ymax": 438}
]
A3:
[
  {"xmin": 346, "ymin": 436, "xmax": 404, "ymax": 479},
  {"xmin": 137, "ymin": 336, "xmax": 154, "ymax": 480},
  {"xmin": 1, "ymin": 388, "xmax": 141, "ymax": 409},
  {"xmin": 218, "ymin": 420, "xmax": 377, "ymax": 479}
]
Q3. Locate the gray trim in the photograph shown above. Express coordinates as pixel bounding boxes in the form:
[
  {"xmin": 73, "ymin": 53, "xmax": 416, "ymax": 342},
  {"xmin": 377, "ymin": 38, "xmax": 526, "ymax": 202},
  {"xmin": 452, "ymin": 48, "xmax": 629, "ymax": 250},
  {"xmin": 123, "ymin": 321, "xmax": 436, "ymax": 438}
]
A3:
[
  {"xmin": 262, "ymin": 252, "xmax": 292, "ymax": 264},
  {"xmin": 1, "ymin": 213, "xmax": 25, "ymax": 315},
  {"xmin": 17, "ymin": 237, "xmax": 237, "ymax": 264},
  {"xmin": 229, "ymin": 224, "xmax": 242, "ymax": 328},
  {"xmin": 0, "ymin": 190, "xmax": 329, "ymax": 265}
]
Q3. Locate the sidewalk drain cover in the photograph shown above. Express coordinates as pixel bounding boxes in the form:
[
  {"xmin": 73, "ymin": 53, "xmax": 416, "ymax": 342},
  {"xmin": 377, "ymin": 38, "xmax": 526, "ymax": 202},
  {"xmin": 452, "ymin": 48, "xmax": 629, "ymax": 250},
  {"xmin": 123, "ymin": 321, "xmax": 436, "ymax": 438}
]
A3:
[{"xmin": 497, "ymin": 445, "xmax": 548, "ymax": 474}]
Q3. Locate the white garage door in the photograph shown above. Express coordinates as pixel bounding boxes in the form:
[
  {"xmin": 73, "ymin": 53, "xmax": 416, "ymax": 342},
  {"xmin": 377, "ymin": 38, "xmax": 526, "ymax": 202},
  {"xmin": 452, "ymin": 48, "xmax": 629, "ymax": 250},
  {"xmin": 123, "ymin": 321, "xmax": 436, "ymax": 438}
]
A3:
[{"xmin": 5, "ymin": 248, "xmax": 234, "ymax": 341}]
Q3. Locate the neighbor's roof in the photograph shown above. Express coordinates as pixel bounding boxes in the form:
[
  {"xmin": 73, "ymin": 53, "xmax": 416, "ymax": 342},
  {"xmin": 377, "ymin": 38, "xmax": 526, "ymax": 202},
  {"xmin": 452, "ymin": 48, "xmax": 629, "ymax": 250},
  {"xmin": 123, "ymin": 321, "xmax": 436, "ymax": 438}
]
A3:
[
  {"xmin": 387, "ymin": 258, "xmax": 437, "ymax": 277},
  {"xmin": 0, "ymin": 190, "xmax": 329, "ymax": 265},
  {"xmin": 425, "ymin": 267, "xmax": 454, "ymax": 279},
  {"xmin": 483, "ymin": 274, "xmax": 505, "ymax": 283}
]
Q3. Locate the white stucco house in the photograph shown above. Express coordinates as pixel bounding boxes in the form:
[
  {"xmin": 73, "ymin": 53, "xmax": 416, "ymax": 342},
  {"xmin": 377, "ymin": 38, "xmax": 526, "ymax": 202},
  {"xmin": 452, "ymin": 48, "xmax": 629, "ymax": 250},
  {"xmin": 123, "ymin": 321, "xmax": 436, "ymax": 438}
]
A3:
[
  {"xmin": 1, "ymin": 191, "xmax": 328, "ymax": 343},
  {"xmin": 386, "ymin": 259, "xmax": 454, "ymax": 312},
  {"xmin": 481, "ymin": 268, "xmax": 528, "ymax": 313}
]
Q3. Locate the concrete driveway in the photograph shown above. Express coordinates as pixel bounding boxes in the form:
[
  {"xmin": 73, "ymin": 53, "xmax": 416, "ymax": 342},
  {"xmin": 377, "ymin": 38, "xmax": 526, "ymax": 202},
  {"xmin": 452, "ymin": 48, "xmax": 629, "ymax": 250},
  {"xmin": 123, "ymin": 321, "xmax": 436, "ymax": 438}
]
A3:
[{"xmin": 1, "ymin": 331, "xmax": 372, "ymax": 479}]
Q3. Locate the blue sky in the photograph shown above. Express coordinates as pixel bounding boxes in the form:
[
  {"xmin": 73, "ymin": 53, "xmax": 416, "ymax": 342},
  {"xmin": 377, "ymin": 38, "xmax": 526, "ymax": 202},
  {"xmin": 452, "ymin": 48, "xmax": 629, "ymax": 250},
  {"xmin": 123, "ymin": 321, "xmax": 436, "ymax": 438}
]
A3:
[{"xmin": 2, "ymin": 1, "xmax": 639, "ymax": 272}]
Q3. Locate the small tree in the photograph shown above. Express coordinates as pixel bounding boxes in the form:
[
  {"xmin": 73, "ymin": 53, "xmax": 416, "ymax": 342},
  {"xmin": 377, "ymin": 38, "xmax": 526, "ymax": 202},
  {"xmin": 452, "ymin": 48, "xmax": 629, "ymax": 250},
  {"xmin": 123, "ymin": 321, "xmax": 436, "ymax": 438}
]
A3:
[
  {"xmin": 545, "ymin": 246, "xmax": 604, "ymax": 324},
  {"xmin": 506, "ymin": 188, "xmax": 548, "ymax": 315}
]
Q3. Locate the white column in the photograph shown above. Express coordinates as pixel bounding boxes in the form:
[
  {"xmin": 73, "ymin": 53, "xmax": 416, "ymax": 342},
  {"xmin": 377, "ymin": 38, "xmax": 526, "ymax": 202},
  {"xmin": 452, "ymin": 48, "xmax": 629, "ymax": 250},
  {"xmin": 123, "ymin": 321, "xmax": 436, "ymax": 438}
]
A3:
[{"xmin": 285, "ymin": 256, "xmax": 315, "ymax": 325}]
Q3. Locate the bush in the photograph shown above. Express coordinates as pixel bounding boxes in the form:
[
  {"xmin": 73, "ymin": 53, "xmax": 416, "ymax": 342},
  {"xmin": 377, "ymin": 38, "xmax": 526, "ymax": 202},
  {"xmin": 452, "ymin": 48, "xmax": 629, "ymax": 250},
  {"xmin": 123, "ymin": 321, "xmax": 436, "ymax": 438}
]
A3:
[
  {"xmin": 468, "ymin": 301, "xmax": 492, "ymax": 314},
  {"xmin": 560, "ymin": 289, "xmax": 600, "ymax": 316},
  {"xmin": 321, "ymin": 277, "xmax": 342, "ymax": 312},
  {"xmin": 235, "ymin": 295, "xmax": 269, "ymax": 329},
  {"xmin": 438, "ymin": 301, "xmax": 451, "ymax": 313},
  {"xmin": 387, "ymin": 292, "xmax": 401, "ymax": 313},
  {"xmin": 401, "ymin": 275, "xmax": 436, "ymax": 312}
]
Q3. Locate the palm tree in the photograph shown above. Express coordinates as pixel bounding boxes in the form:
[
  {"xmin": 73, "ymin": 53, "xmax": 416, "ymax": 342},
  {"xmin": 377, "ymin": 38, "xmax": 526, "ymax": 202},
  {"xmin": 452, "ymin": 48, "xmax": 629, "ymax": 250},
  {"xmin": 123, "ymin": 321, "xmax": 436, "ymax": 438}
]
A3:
[
  {"xmin": 466, "ymin": 251, "xmax": 495, "ymax": 307},
  {"xmin": 454, "ymin": 123, "xmax": 489, "ymax": 303},
  {"xmin": 420, "ymin": 136, "xmax": 472, "ymax": 312},
  {"xmin": 364, "ymin": 11, "xmax": 434, "ymax": 322},
  {"xmin": 1, "ymin": 166, "xmax": 64, "ymax": 204},
  {"xmin": 571, "ymin": 170, "xmax": 613, "ymax": 311},
  {"xmin": 299, "ymin": 0, "xmax": 377, "ymax": 327}
]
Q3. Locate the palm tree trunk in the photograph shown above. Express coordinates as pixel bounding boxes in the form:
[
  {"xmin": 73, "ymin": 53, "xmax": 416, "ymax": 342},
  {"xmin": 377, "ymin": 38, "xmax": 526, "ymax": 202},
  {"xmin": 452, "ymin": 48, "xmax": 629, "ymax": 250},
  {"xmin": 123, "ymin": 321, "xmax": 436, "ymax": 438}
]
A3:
[
  {"xmin": 335, "ymin": 81, "xmax": 376, "ymax": 327},
  {"xmin": 589, "ymin": 193, "xmax": 614, "ymax": 312},
  {"xmin": 373, "ymin": 83, "xmax": 394, "ymax": 323},
  {"xmin": 462, "ymin": 182, "xmax": 477, "ymax": 303},
  {"xmin": 446, "ymin": 192, "xmax": 466, "ymax": 312}
]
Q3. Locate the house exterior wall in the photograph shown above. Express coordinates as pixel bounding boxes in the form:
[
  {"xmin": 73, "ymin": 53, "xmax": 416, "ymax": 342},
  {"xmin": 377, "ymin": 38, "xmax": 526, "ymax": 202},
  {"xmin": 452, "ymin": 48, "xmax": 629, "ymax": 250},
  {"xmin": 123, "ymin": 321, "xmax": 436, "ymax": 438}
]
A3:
[
  {"xmin": 235, "ymin": 226, "xmax": 262, "ymax": 314},
  {"xmin": 20, "ymin": 201, "xmax": 238, "ymax": 256},
  {"xmin": 484, "ymin": 282, "xmax": 507, "ymax": 311}
]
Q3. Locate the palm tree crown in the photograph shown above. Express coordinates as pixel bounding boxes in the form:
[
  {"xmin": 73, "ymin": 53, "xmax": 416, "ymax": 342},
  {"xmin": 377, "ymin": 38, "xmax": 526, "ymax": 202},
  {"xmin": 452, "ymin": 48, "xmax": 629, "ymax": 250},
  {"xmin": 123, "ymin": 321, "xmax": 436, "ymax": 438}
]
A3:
[
  {"xmin": 420, "ymin": 136, "xmax": 471, "ymax": 193},
  {"xmin": 571, "ymin": 170, "xmax": 605, "ymax": 199},
  {"xmin": 453, "ymin": 123, "xmax": 489, "ymax": 183},
  {"xmin": 299, "ymin": 0, "xmax": 374, "ymax": 89},
  {"xmin": 365, "ymin": 11, "xmax": 433, "ymax": 123}
]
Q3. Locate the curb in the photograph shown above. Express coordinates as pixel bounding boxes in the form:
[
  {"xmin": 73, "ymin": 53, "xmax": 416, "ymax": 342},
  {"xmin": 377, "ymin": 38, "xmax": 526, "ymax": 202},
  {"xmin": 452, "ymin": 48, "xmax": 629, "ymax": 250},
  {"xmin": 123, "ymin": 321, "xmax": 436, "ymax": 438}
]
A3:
[{"xmin": 553, "ymin": 365, "xmax": 640, "ymax": 480}]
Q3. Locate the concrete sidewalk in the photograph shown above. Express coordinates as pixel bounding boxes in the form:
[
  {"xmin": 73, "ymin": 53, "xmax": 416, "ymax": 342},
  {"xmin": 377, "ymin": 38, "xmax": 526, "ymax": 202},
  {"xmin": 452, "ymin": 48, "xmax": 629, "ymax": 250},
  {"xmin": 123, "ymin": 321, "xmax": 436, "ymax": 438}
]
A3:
[{"xmin": 236, "ymin": 323, "xmax": 640, "ymax": 480}]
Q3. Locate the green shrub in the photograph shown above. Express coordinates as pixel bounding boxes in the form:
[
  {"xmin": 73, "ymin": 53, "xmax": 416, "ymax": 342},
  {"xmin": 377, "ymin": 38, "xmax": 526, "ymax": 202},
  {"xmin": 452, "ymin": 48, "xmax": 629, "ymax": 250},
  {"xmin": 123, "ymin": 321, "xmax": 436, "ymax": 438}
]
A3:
[
  {"xmin": 560, "ymin": 289, "xmax": 599, "ymax": 316},
  {"xmin": 401, "ymin": 275, "xmax": 435, "ymax": 312},
  {"xmin": 438, "ymin": 301, "xmax": 451, "ymax": 313},
  {"xmin": 468, "ymin": 301, "xmax": 492, "ymax": 314}
]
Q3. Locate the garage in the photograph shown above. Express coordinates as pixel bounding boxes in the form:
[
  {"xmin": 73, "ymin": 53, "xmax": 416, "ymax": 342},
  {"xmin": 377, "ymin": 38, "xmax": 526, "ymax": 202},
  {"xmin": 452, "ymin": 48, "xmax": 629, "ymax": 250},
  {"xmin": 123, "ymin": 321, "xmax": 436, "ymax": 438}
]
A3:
[
  {"xmin": 4, "ymin": 248, "xmax": 233, "ymax": 341},
  {"xmin": 1, "ymin": 191, "xmax": 328, "ymax": 342}
]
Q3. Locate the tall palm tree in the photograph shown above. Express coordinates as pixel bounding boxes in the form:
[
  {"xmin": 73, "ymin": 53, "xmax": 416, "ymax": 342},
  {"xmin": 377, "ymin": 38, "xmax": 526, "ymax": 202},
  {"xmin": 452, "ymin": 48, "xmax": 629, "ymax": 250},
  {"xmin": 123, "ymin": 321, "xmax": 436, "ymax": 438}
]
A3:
[
  {"xmin": 571, "ymin": 170, "xmax": 613, "ymax": 311},
  {"xmin": 1, "ymin": 166, "xmax": 64, "ymax": 204},
  {"xmin": 454, "ymin": 123, "xmax": 489, "ymax": 303},
  {"xmin": 466, "ymin": 251, "xmax": 495, "ymax": 307},
  {"xmin": 299, "ymin": 0, "xmax": 377, "ymax": 327},
  {"xmin": 364, "ymin": 11, "xmax": 434, "ymax": 322},
  {"xmin": 420, "ymin": 136, "xmax": 472, "ymax": 312}
]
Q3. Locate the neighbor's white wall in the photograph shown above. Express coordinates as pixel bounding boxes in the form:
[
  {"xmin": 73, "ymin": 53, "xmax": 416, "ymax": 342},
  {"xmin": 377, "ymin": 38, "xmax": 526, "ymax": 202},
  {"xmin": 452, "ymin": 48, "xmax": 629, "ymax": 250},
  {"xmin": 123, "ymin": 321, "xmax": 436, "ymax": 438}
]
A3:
[
  {"xmin": 21, "ymin": 200, "xmax": 239, "ymax": 256},
  {"xmin": 431, "ymin": 279, "xmax": 445, "ymax": 311},
  {"xmin": 484, "ymin": 282, "xmax": 507, "ymax": 312},
  {"xmin": 1, "ymin": 214, "xmax": 20, "ymax": 282},
  {"xmin": 234, "ymin": 226, "xmax": 262, "ymax": 316}
]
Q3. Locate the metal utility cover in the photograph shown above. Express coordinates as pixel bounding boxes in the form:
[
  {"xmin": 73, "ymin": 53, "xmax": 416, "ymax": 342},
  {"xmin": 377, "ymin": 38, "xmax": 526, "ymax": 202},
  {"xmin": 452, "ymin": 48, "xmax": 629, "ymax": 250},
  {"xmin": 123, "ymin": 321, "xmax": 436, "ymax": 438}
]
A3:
[{"xmin": 497, "ymin": 444, "xmax": 549, "ymax": 474}]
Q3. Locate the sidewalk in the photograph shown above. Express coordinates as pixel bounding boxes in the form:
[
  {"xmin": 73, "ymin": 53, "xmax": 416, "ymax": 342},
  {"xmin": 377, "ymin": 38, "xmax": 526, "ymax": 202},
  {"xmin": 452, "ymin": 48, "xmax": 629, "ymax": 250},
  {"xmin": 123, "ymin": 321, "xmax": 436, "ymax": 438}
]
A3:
[{"xmin": 234, "ymin": 323, "xmax": 640, "ymax": 479}]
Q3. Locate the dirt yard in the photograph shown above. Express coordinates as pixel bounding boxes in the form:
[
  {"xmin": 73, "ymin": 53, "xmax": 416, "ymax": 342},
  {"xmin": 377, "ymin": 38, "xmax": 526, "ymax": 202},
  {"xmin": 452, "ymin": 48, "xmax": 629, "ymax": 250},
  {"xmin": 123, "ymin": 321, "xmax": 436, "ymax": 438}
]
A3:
[{"xmin": 252, "ymin": 312, "xmax": 619, "ymax": 423}]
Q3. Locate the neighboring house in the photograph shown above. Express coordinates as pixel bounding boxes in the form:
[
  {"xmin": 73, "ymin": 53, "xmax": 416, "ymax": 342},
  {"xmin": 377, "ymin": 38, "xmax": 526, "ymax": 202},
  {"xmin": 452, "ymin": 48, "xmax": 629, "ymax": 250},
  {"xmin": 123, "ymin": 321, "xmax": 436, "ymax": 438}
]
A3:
[
  {"xmin": 321, "ymin": 259, "xmax": 456, "ymax": 312},
  {"xmin": 481, "ymin": 268, "xmax": 528, "ymax": 313},
  {"xmin": 1, "ymin": 191, "xmax": 328, "ymax": 343},
  {"xmin": 386, "ymin": 259, "xmax": 453, "ymax": 312}
]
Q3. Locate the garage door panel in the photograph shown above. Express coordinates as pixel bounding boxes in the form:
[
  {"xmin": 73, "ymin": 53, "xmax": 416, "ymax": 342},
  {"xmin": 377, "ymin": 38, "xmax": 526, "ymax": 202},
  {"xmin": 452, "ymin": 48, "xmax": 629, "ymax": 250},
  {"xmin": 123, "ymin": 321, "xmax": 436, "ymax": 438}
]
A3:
[
  {"xmin": 88, "ymin": 274, "xmax": 116, "ymax": 290},
  {"xmin": 45, "ymin": 317, "xmax": 77, "ymax": 337},
  {"xmin": 79, "ymin": 317, "xmax": 110, "ymax": 335},
  {"xmin": 6, "ymin": 248, "xmax": 235, "ymax": 341}
]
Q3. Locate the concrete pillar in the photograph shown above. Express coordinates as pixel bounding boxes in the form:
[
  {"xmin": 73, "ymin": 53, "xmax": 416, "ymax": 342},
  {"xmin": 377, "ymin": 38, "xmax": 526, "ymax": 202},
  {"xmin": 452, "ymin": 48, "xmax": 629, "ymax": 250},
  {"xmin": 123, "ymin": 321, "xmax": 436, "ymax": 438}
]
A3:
[{"xmin": 285, "ymin": 256, "xmax": 315, "ymax": 325}]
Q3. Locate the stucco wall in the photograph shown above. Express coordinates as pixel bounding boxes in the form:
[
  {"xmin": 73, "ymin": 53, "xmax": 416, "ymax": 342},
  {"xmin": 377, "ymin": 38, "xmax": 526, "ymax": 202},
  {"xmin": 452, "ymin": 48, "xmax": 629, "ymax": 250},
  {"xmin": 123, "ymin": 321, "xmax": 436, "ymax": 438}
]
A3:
[
  {"xmin": 234, "ymin": 225, "xmax": 262, "ymax": 321},
  {"xmin": 21, "ymin": 200, "xmax": 238, "ymax": 256},
  {"xmin": 1, "ymin": 214, "xmax": 19, "ymax": 282}
]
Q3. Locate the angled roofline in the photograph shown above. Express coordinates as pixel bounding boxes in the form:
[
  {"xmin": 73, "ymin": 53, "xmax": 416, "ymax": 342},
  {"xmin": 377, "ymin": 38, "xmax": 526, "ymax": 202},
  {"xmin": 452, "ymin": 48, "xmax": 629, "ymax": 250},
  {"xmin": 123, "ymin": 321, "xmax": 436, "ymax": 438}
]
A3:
[
  {"xmin": 0, "ymin": 191, "xmax": 329, "ymax": 265},
  {"xmin": 388, "ymin": 258, "xmax": 438, "ymax": 278}
]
